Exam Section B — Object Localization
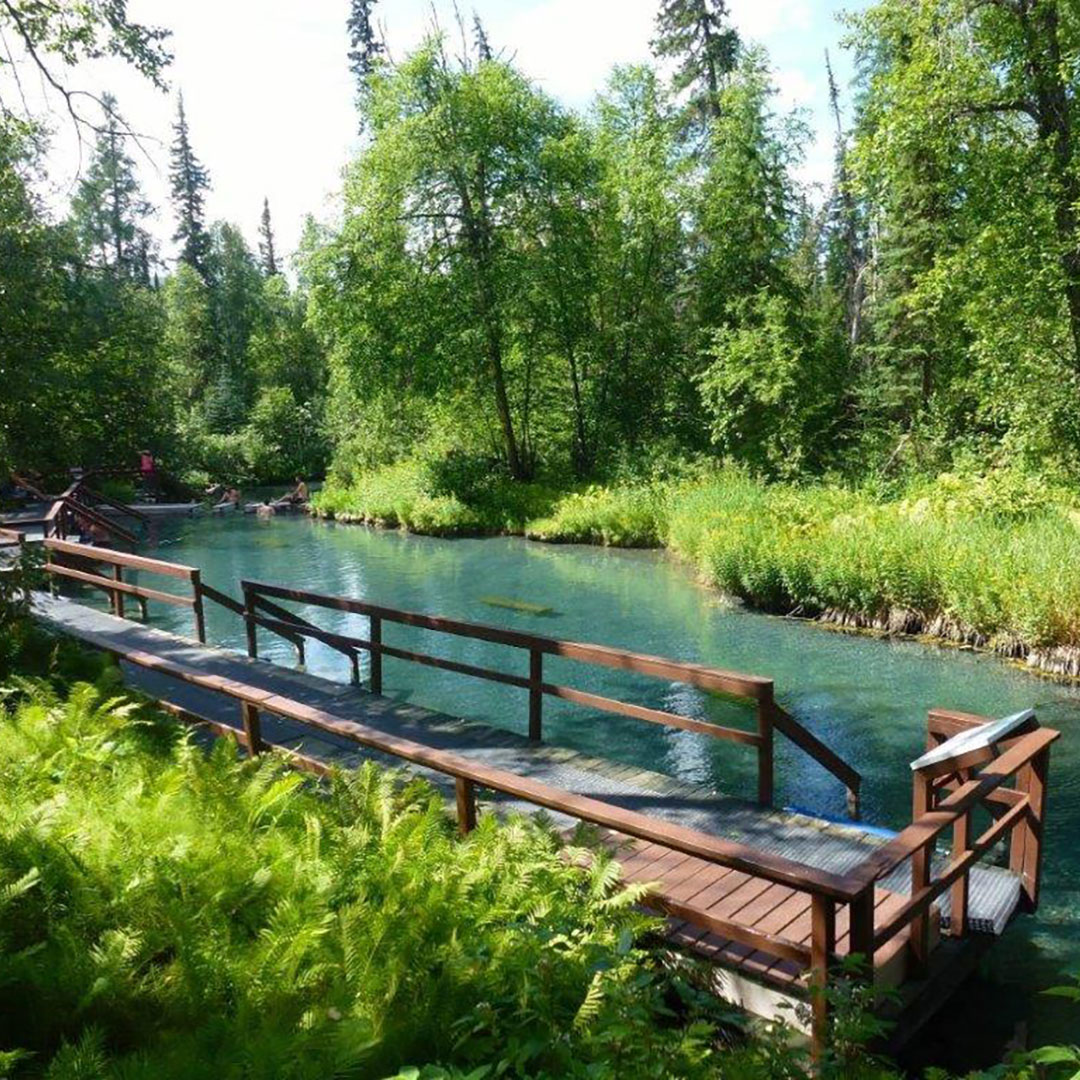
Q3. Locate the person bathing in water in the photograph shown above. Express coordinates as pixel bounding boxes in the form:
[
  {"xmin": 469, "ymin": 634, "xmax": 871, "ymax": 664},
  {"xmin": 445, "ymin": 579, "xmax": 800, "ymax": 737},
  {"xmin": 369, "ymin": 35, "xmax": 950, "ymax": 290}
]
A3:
[{"xmin": 273, "ymin": 476, "xmax": 309, "ymax": 510}]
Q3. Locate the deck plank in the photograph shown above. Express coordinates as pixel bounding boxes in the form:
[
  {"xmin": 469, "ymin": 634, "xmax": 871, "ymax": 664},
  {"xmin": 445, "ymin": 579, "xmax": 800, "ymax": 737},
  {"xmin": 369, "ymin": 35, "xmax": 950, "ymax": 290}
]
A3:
[{"xmin": 29, "ymin": 590, "xmax": 1023, "ymax": 1005}]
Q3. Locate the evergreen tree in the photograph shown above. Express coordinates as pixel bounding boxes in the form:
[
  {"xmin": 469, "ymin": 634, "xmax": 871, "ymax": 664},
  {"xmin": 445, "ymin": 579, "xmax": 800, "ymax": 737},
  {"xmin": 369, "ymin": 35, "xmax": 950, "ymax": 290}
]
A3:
[
  {"xmin": 70, "ymin": 92, "xmax": 154, "ymax": 278},
  {"xmin": 821, "ymin": 52, "xmax": 866, "ymax": 347},
  {"xmin": 258, "ymin": 196, "xmax": 278, "ymax": 276},
  {"xmin": 473, "ymin": 15, "xmax": 493, "ymax": 62},
  {"xmin": 347, "ymin": 1, "xmax": 384, "ymax": 102},
  {"xmin": 169, "ymin": 93, "xmax": 212, "ymax": 279},
  {"xmin": 651, "ymin": 0, "xmax": 739, "ymax": 130}
]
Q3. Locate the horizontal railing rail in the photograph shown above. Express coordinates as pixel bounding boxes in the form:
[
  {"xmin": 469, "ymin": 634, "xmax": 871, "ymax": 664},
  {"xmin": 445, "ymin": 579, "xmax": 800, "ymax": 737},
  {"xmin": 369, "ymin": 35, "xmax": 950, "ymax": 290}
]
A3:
[
  {"xmin": 239, "ymin": 578, "xmax": 860, "ymax": 812},
  {"xmin": 43, "ymin": 539, "xmax": 206, "ymax": 642}
]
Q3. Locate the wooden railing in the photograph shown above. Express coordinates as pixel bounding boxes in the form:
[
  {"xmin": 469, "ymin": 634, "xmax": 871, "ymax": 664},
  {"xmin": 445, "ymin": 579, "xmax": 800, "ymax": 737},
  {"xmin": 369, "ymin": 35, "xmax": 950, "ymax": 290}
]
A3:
[
  {"xmin": 238, "ymin": 578, "xmax": 861, "ymax": 814},
  {"xmin": 68, "ymin": 626, "xmax": 861, "ymax": 1056},
  {"xmin": 71, "ymin": 483, "xmax": 149, "ymax": 529},
  {"xmin": 41, "ymin": 482, "xmax": 138, "ymax": 548},
  {"xmin": 44, "ymin": 539, "xmax": 206, "ymax": 641},
  {"xmin": 31, "ymin": 544, "xmax": 1061, "ymax": 1058},
  {"xmin": 843, "ymin": 709, "xmax": 1058, "ymax": 980},
  {"xmin": 0, "ymin": 528, "xmax": 26, "ymax": 591}
]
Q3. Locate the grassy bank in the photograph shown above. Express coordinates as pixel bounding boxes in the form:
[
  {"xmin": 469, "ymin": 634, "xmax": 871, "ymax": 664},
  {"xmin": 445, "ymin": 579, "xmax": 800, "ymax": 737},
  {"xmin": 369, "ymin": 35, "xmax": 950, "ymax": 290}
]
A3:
[{"xmin": 314, "ymin": 464, "xmax": 1080, "ymax": 668}]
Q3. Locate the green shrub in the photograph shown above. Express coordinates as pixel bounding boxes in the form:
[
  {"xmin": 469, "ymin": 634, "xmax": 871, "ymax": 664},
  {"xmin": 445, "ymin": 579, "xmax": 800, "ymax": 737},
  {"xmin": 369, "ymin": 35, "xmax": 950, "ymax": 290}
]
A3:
[
  {"xmin": 0, "ymin": 674, "xmax": 743, "ymax": 1079},
  {"xmin": 527, "ymin": 485, "xmax": 669, "ymax": 547},
  {"xmin": 667, "ymin": 468, "xmax": 1080, "ymax": 651},
  {"xmin": 313, "ymin": 458, "xmax": 563, "ymax": 537}
]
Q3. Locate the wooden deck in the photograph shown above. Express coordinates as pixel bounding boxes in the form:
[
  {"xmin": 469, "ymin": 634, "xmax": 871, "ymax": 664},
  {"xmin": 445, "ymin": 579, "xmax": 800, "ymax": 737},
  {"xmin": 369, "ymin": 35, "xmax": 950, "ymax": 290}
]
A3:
[
  {"xmin": 13, "ymin": 535, "xmax": 1060, "ymax": 1058},
  {"xmin": 30, "ymin": 589, "xmax": 1032, "ymax": 1044}
]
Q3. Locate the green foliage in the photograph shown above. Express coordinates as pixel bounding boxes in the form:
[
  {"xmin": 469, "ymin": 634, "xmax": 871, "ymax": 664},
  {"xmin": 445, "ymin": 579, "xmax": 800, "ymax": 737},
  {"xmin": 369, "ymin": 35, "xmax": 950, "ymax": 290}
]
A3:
[
  {"xmin": 0, "ymin": 673, "xmax": 737, "ymax": 1079},
  {"xmin": 527, "ymin": 485, "xmax": 670, "ymax": 547},
  {"xmin": 666, "ymin": 468, "xmax": 1080, "ymax": 651},
  {"xmin": 314, "ymin": 458, "xmax": 561, "ymax": 537},
  {"xmin": 699, "ymin": 290, "xmax": 847, "ymax": 476}
]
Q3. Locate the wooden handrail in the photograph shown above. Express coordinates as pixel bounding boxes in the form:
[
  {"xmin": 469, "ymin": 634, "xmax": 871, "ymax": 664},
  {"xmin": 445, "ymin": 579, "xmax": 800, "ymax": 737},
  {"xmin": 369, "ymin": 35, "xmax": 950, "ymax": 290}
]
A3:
[
  {"xmin": 241, "ymin": 579, "xmax": 773, "ymax": 700},
  {"xmin": 849, "ymin": 725, "xmax": 1059, "ymax": 890},
  {"xmin": 46, "ymin": 538, "xmax": 196, "ymax": 578},
  {"xmin": 43, "ymin": 539, "xmax": 205, "ymax": 642},
  {"xmin": 45, "ymin": 495, "xmax": 137, "ymax": 547},
  {"xmin": 74, "ymin": 484, "xmax": 149, "ymax": 525},
  {"xmin": 773, "ymin": 704, "xmax": 862, "ymax": 818},
  {"xmin": 64, "ymin": 494, "xmax": 138, "ymax": 546},
  {"xmin": 71, "ymin": 625, "xmax": 859, "ymax": 902},
  {"xmin": 239, "ymin": 579, "xmax": 861, "ymax": 814},
  {"xmin": 45, "ymin": 562, "xmax": 195, "ymax": 608},
  {"xmin": 240, "ymin": 579, "xmax": 784, "ymax": 804}
]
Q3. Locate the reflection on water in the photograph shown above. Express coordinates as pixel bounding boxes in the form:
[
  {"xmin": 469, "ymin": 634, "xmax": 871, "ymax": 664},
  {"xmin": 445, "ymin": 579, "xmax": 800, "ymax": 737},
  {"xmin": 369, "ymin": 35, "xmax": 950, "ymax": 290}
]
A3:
[{"xmin": 146, "ymin": 514, "xmax": 1080, "ymax": 1053}]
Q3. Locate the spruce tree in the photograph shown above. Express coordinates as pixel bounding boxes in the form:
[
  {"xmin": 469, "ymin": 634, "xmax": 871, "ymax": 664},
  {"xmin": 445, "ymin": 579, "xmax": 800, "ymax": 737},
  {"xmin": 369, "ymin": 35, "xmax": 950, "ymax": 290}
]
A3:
[
  {"xmin": 169, "ymin": 92, "xmax": 212, "ymax": 279},
  {"xmin": 473, "ymin": 15, "xmax": 493, "ymax": 62},
  {"xmin": 821, "ymin": 51, "xmax": 865, "ymax": 346},
  {"xmin": 652, "ymin": 0, "xmax": 739, "ymax": 128},
  {"xmin": 70, "ymin": 92, "xmax": 154, "ymax": 278},
  {"xmin": 258, "ymin": 196, "xmax": 278, "ymax": 276},
  {"xmin": 347, "ymin": 1, "xmax": 383, "ymax": 98}
]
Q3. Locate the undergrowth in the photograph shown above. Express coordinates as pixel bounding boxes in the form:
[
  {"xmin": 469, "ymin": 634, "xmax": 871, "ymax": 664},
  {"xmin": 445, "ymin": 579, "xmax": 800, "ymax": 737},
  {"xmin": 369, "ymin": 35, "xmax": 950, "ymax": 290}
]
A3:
[
  {"xmin": 315, "ymin": 461, "xmax": 1080, "ymax": 655},
  {"xmin": 0, "ymin": 638, "xmax": 817, "ymax": 1080}
]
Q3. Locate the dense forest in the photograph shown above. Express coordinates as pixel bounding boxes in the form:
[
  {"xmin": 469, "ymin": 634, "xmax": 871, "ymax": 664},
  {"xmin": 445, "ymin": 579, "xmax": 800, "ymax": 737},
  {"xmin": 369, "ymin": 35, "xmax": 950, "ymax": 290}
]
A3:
[{"xmin": 4, "ymin": 0, "xmax": 1079, "ymax": 491}]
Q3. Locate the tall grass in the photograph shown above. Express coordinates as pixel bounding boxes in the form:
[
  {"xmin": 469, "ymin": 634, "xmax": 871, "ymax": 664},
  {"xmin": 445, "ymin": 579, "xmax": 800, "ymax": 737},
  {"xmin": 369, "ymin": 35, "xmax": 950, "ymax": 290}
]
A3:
[
  {"xmin": 318, "ymin": 460, "xmax": 1080, "ymax": 657},
  {"xmin": 666, "ymin": 472, "xmax": 1080, "ymax": 652}
]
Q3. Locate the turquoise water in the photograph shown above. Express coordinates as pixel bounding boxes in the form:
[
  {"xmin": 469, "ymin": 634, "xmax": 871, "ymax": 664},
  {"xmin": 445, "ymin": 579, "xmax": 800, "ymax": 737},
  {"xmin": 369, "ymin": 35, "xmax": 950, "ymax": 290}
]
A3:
[{"xmin": 144, "ymin": 514, "xmax": 1079, "ymax": 1058}]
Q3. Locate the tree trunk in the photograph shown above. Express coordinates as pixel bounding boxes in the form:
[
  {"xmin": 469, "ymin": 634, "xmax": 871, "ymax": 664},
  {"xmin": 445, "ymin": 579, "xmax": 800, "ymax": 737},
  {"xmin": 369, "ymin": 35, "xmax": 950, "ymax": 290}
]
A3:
[
  {"xmin": 1022, "ymin": 0, "xmax": 1080, "ymax": 370},
  {"xmin": 458, "ymin": 179, "xmax": 525, "ymax": 479}
]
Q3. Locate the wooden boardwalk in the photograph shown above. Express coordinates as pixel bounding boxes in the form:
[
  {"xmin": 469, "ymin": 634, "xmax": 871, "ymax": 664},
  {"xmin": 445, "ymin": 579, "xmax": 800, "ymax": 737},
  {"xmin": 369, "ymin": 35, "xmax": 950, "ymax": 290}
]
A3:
[
  {"xmin": 31, "ymin": 590, "xmax": 1029, "ymax": 1039},
  {"xmin": 17, "ymin": 535, "xmax": 1060, "ymax": 1057}
]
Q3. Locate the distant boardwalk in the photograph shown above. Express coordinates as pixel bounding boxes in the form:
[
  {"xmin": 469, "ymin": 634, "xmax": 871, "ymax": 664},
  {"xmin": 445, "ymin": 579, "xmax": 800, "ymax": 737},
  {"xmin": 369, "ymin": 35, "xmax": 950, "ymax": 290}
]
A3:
[{"xmin": 26, "ymin": 537, "xmax": 1059, "ymax": 1059}]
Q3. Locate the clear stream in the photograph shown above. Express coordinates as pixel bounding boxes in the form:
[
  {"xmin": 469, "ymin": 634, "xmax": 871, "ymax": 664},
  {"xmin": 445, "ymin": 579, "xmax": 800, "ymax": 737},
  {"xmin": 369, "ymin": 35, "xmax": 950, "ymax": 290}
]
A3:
[{"xmin": 144, "ymin": 513, "xmax": 1080, "ymax": 1060}]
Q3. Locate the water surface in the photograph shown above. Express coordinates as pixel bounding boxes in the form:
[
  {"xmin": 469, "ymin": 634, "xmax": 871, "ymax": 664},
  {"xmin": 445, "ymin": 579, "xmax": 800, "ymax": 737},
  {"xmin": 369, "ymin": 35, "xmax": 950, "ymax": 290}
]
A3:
[{"xmin": 145, "ymin": 514, "xmax": 1080, "ymax": 1057}]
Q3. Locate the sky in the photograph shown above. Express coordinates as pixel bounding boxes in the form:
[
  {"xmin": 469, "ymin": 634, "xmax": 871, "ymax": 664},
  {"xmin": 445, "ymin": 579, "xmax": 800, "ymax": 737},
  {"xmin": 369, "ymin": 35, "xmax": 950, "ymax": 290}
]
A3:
[{"xmin": 2, "ymin": 0, "xmax": 861, "ymax": 266}]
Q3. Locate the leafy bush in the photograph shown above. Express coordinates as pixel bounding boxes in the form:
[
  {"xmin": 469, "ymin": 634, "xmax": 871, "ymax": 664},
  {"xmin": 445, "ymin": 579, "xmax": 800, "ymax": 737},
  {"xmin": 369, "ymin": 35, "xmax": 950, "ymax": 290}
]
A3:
[
  {"xmin": 527, "ymin": 485, "xmax": 669, "ymax": 547},
  {"xmin": 314, "ymin": 458, "xmax": 562, "ymax": 537},
  {"xmin": 0, "ymin": 669, "xmax": 751, "ymax": 1078}
]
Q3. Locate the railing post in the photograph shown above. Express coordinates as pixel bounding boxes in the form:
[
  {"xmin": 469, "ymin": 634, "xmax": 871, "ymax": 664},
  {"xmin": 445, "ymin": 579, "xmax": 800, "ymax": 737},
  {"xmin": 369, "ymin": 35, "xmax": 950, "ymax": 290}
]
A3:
[
  {"xmin": 757, "ymin": 687, "xmax": 775, "ymax": 808},
  {"xmin": 529, "ymin": 649, "xmax": 543, "ymax": 742},
  {"xmin": 455, "ymin": 776, "xmax": 477, "ymax": 835},
  {"xmin": 848, "ymin": 885, "xmax": 875, "ymax": 974},
  {"xmin": 847, "ymin": 782, "xmax": 861, "ymax": 822},
  {"xmin": 111, "ymin": 563, "xmax": 125, "ymax": 619},
  {"xmin": 810, "ymin": 893, "xmax": 835, "ymax": 1065},
  {"xmin": 240, "ymin": 701, "xmax": 262, "ymax": 757},
  {"xmin": 369, "ymin": 615, "xmax": 382, "ymax": 694},
  {"xmin": 190, "ymin": 569, "xmax": 206, "ymax": 643},
  {"xmin": 950, "ymin": 809, "xmax": 971, "ymax": 937},
  {"xmin": 909, "ymin": 772, "xmax": 933, "ymax": 976},
  {"xmin": 1011, "ymin": 746, "xmax": 1050, "ymax": 910},
  {"xmin": 243, "ymin": 585, "xmax": 258, "ymax": 660}
]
